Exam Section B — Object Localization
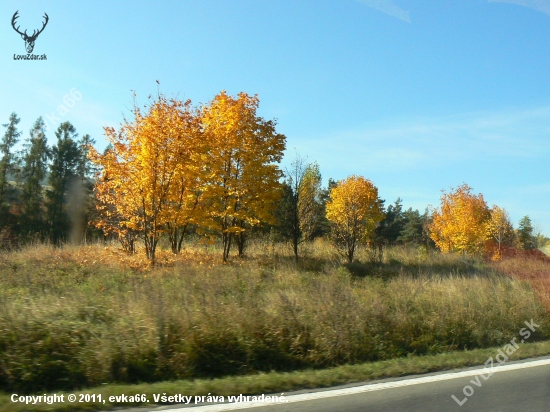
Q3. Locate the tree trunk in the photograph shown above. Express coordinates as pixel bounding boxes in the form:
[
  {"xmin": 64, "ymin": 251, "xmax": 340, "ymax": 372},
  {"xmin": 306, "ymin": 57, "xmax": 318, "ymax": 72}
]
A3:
[
  {"xmin": 223, "ymin": 231, "xmax": 233, "ymax": 262},
  {"xmin": 236, "ymin": 230, "xmax": 246, "ymax": 257},
  {"xmin": 169, "ymin": 224, "xmax": 188, "ymax": 254},
  {"xmin": 177, "ymin": 224, "xmax": 188, "ymax": 254}
]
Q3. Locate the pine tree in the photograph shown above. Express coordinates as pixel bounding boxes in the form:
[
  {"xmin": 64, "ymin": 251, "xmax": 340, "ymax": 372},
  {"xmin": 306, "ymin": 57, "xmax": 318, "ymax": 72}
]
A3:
[
  {"xmin": 273, "ymin": 181, "xmax": 295, "ymax": 242},
  {"xmin": 46, "ymin": 122, "xmax": 81, "ymax": 244},
  {"xmin": 517, "ymin": 215, "xmax": 535, "ymax": 250},
  {"xmin": 0, "ymin": 113, "xmax": 22, "ymax": 223},
  {"xmin": 398, "ymin": 208, "xmax": 424, "ymax": 245},
  {"xmin": 19, "ymin": 117, "xmax": 50, "ymax": 239},
  {"xmin": 374, "ymin": 198, "xmax": 405, "ymax": 245},
  {"xmin": 314, "ymin": 178, "xmax": 337, "ymax": 238},
  {"xmin": 75, "ymin": 133, "xmax": 98, "ymax": 243}
]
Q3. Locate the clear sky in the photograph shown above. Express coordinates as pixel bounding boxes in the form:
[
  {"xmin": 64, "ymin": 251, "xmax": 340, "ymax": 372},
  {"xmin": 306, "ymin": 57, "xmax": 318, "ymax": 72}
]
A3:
[{"xmin": 1, "ymin": 0, "xmax": 550, "ymax": 233}]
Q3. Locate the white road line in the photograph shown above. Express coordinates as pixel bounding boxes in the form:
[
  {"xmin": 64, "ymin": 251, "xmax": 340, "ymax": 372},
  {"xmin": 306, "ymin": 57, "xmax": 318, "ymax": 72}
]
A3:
[{"xmin": 155, "ymin": 358, "xmax": 550, "ymax": 411}]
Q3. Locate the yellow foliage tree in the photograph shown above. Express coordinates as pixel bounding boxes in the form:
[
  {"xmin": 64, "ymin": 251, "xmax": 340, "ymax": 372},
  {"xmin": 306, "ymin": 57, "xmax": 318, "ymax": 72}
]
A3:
[
  {"xmin": 89, "ymin": 93, "xmax": 203, "ymax": 263},
  {"xmin": 326, "ymin": 175, "xmax": 385, "ymax": 263},
  {"xmin": 200, "ymin": 91, "xmax": 286, "ymax": 261},
  {"xmin": 485, "ymin": 205, "xmax": 515, "ymax": 260},
  {"xmin": 298, "ymin": 162, "xmax": 323, "ymax": 243},
  {"xmin": 429, "ymin": 184, "xmax": 491, "ymax": 256}
]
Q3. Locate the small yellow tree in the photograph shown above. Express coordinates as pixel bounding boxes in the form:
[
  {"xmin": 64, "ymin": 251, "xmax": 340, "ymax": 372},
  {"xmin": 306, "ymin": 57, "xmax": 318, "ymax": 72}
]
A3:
[
  {"xmin": 429, "ymin": 184, "xmax": 491, "ymax": 255},
  {"xmin": 326, "ymin": 175, "xmax": 385, "ymax": 263},
  {"xmin": 298, "ymin": 162, "xmax": 323, "ymax": 243},
  {"xmin": 485, "ymin": 205, "xmax": 515, "ymax": 260}
]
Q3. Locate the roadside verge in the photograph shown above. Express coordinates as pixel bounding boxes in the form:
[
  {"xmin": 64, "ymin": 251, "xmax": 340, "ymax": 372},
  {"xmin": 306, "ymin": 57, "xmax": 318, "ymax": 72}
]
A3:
[{"xmin": 3, "ymin": 340, "xmax": 550, "ymax": 412}]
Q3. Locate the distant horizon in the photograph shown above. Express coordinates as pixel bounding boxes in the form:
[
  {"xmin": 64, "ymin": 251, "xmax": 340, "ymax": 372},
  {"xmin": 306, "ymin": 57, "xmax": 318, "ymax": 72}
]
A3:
[{"xmin": 2, "ymin": 0, "xmax": 550, "ymax": 233}]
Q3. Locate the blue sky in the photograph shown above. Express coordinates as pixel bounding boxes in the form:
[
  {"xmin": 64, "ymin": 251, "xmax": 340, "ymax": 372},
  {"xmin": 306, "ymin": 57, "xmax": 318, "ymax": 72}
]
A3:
[{"xmin": 1, "ymin": 0, "xmax": 550, "ymax": 233}]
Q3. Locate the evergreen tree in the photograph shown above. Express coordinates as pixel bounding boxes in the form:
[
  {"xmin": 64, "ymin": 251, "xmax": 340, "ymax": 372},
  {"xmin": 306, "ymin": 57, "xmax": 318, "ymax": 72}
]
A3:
[
  {"xmin": 517, "ymin": 215, "xmax": 535, "ymax": 250},
  {"xmin": 46, "ymin": 122, "xmax": 81, "ymax": 244},
  {"xmin": 374, "ymin": 198, "xmax": 406, "ymax": 245},
  {"xmin": 398, "ymin": 208, "xmax": 426, "ymax": 245},
  {"xmin": 0, "ymin": 113, "xmax": 22, "ymax": 221},
  {"xmin": 19, "ymin": 117, "xmax": 50, "ymax": 239},
  {"xmin": 76, "ymin": 134, "xmax": 97, "ymax": 185},
  {"xmin": 75, "ymin": 133, "xmax": 98, "ymax": 243},
  {"xmin": 272, "ymin": 181, "xmax": 295, "ymax": 242},
  {"xmin": 314, "ymin": 178, "xmax": 337, "ymax": 238}
]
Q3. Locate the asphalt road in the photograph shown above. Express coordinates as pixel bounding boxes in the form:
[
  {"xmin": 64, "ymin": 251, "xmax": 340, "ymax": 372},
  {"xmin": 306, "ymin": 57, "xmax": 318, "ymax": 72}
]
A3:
[
  {"xmin": 142, "ymin": 357, "xmax": 550, "ymax": 412},
  {"xmin": 244, "ymin": 361, "xmax": 550, "ymax": 411}
]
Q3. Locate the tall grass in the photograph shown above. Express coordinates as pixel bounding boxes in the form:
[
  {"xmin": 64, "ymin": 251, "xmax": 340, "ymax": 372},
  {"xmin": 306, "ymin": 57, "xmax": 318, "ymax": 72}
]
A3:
[
  {"xmin": 0, "ymin": 240, "xmax": 547, "ymax": 393},
  {"xmin": 492, "ymin": 254, "xmax": 550, "ymax": 312}
]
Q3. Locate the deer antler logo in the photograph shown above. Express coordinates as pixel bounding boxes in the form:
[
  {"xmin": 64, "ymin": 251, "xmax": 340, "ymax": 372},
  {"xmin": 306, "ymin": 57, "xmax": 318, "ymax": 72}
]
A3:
[{"xmin": 11, "ymin": 11, "xmax": 49, "ymax": 54}]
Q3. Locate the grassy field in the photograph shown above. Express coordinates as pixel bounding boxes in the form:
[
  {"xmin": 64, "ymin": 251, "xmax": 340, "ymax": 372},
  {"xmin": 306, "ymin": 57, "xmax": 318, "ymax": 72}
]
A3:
[{"xmin": 0, "ymin": 238, "xmax": 549, "ymax": 406}]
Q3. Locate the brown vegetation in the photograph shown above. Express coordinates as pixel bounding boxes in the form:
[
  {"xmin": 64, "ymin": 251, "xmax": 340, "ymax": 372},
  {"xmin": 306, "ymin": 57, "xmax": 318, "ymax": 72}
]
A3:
[
  {"xmin": 492, "ymin": 249, "xmax": 550, "ymax": 313},
  {"xmin": 0, "ymin": 240, "xmax": 548, "ymax": 394}
]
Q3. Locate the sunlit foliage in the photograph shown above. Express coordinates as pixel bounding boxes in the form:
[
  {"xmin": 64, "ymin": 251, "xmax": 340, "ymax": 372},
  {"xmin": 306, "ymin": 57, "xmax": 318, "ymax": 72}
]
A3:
[
  {"xmin": 89, "ymin": 94, "xmax": 203, "ymax": 263},
  {"xmin": 326, "ymin": 175, "xmax": 385, "ymax": 263},
  {"xmin": 200, "ymin": 91, "xmax": 286, "ymax": 261},
  {"xmin": 429, "ymin": 184, "xmax": 491, "ymax": 256},
  {"xmin": 90, "ymin": 91, "xmax": 285, "ymax": 263},
  {"xmin": 486, "ymin": 205, "xmax": 516, "ymax": 260}
]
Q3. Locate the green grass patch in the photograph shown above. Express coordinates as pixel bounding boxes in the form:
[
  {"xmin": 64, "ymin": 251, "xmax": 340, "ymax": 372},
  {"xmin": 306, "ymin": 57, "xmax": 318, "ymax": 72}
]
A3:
[{"xmin": 1, "ymin": 340, "xmax": 550, "ymax": 412}]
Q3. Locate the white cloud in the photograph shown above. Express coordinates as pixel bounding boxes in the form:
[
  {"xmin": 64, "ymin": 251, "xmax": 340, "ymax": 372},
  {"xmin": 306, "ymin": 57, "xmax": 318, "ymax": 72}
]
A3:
[
  {"xmin": 353, "ymin": 0, "xmax": 411, "ymax": 22},
  {"xmin": 488, "ymin": 0, "xmax": 550, "ymax": 17}
]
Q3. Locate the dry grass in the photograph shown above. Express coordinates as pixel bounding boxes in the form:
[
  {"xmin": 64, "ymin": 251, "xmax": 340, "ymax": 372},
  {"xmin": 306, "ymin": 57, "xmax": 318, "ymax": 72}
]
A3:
[
  {"xmin": 0, "ymin": 239, "xmax": 548, "ymax": 394},
  {"xmin": 492, "ymin": 255, "xmax": 550, "ymax": 313}
]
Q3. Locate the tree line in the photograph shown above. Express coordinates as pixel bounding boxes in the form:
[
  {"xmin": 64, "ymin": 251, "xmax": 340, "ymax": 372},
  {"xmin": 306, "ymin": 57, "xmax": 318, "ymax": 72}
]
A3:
[
  {"xmin": 1, "ymin": 91, "xmax": 543, "ymax": 263},
  {"xmin": 86, "ymin": 91, "xmax": 436, "ymax": 263},
  {"xmin": 428, "ymin": 184, "xmax": 545, "ymax": 259},
  {"xmin": 0, "ymin": 113, "xmax": 97, "ymax": 247}
]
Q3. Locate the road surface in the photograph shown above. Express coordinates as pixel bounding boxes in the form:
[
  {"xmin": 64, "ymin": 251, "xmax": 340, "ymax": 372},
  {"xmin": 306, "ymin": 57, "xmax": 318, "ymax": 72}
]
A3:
[{"xmin": 132, "ymin": 357, "xmax": 550, "ymax": 412}]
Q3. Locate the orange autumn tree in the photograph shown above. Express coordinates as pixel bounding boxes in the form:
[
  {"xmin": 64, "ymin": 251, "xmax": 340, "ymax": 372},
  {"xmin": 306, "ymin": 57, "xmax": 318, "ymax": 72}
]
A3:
[
  {"xmin": 89, "ymin": 93, "xmax": 203, "ymax": 263},
  {"xmin": 429, "ymin": 184, "xmax": 491, "ymax": 256},
  {"xmin": 326, "ymin": 175, "xmax": 385, "ymax": 263},
  {"xmin": 88, "ymin": 144, "xmax": 140, "ymax": 254},
  {"xmin": 201, "ymin": 91, "xmax": 286, "ymax": 261},
  {"xmin": 161, "ymin": 103, "xmax": 204, "ymax": 254}
]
